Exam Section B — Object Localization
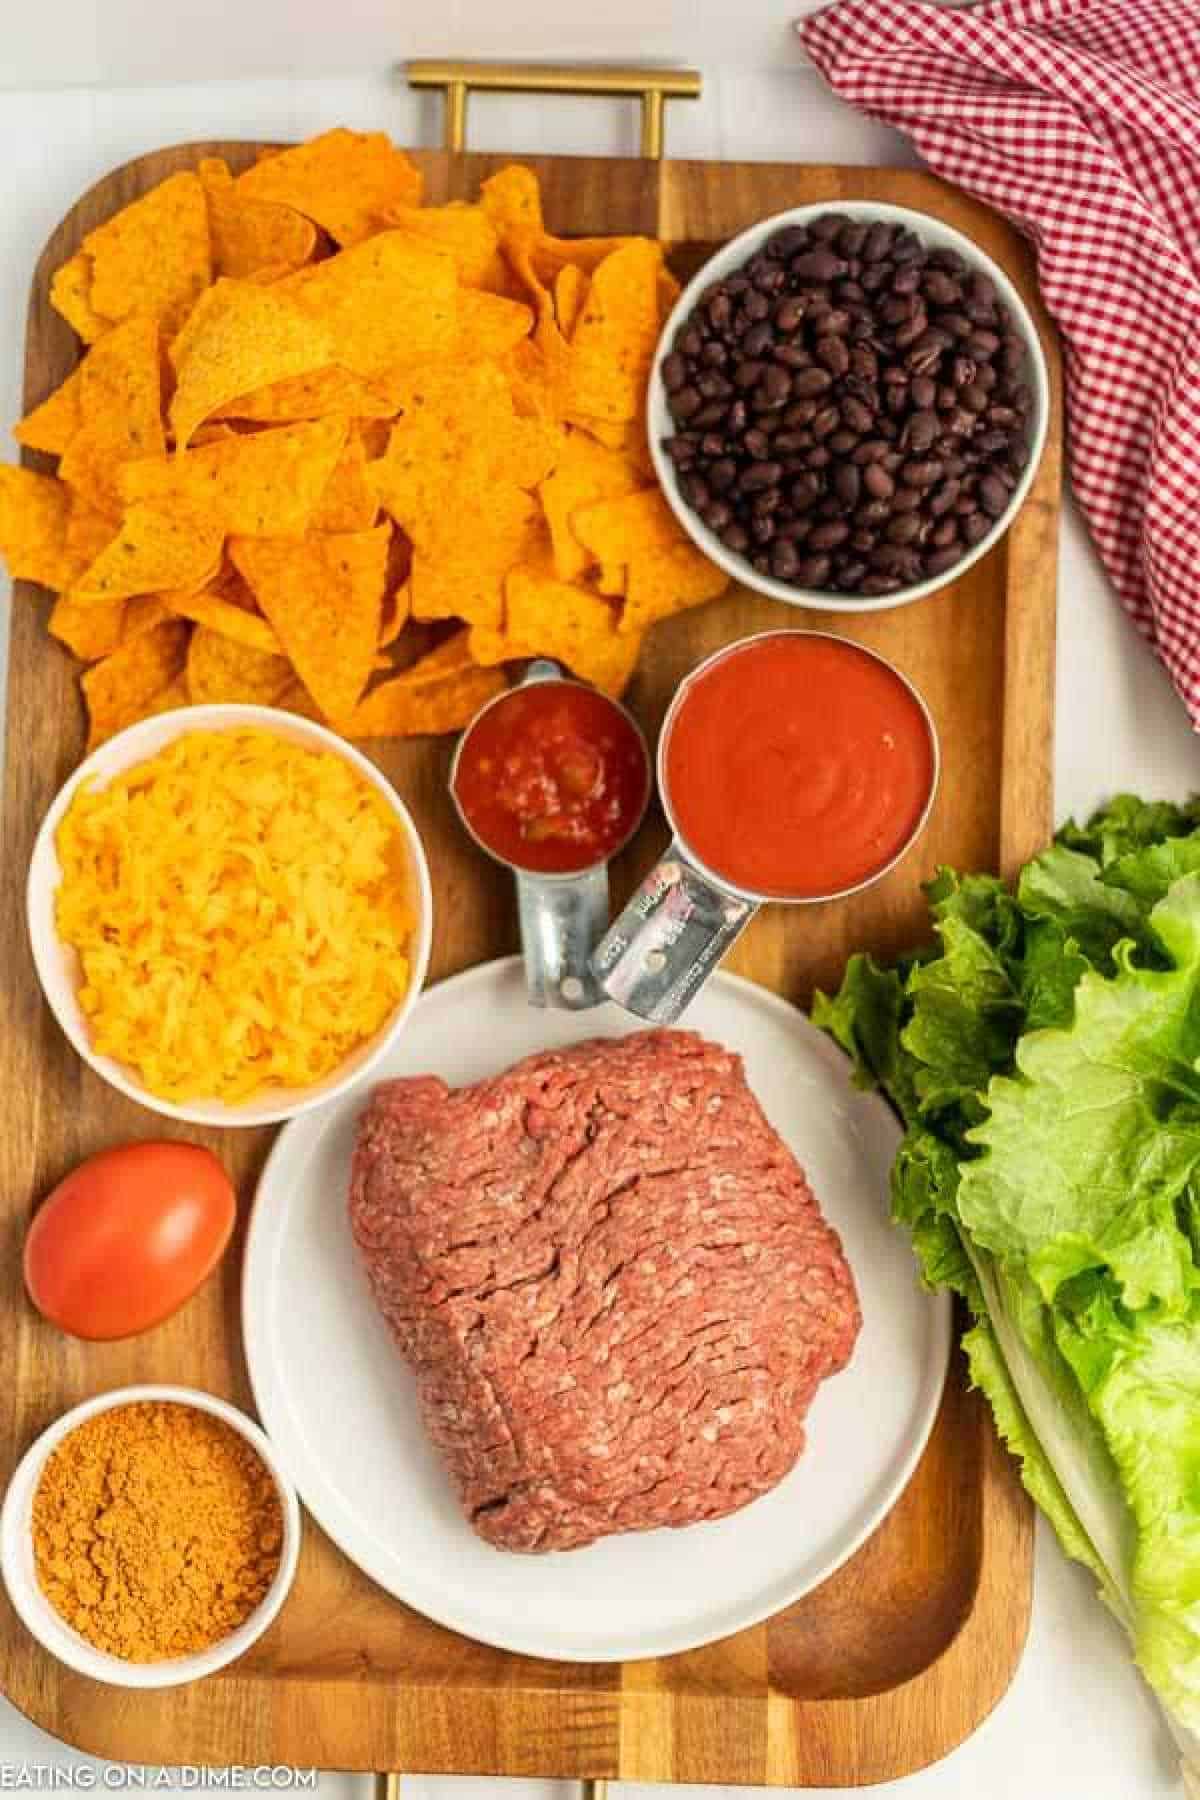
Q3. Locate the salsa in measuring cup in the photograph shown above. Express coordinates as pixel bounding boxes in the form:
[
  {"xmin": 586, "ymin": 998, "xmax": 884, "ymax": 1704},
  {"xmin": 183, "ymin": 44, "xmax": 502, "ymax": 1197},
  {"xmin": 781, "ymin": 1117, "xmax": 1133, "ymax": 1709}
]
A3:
[{"xmin": 453, "ymin": 681, "xmax": 650, "ymax": 875}]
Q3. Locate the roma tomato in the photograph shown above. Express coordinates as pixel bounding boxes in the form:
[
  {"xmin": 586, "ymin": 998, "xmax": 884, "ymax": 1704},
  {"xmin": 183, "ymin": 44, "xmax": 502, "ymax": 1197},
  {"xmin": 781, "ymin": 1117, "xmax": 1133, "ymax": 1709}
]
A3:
[{"xmin": 24, "ymin": 1142, "xmax": 236, "ymax": 1340}]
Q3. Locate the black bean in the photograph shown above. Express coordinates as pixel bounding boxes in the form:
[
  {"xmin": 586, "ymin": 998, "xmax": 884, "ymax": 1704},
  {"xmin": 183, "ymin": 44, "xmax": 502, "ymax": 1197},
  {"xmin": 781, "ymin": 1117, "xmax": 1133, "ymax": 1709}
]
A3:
[
  {"xmin": 722, "ymin": 522, "xmax": 750, "ymax": 554},
  {"xmin": 817, "ymin": 336, "xmax": 851, "ymax": 377},
  {"xmin": 892, "ymin": 484, "xmax": 924, "ymax": 512},
  {"xmin": 751, "ymin": 514, "xmax": 776, "ymax": 544},
  {"xmin": 740, "ymin": 460, "xmax": 783, "ymax": 492},
  {"xmin": 979, "ymin": 473, "xmax": 1009, "ymax": 516},
  {"xmin": 930, "ymin": 517, "xmax": 960, "ymax": 548},
  {"xmin": 923, "ymin": 545, "xmax": 963, "ymax": 576},
  {"xmin": 842, "ymin": 396, "xmax": 875, "ymax": 432},
  {"xmin": 929, "ymin": 478, "xmax": 961, "ymax": 517},
  {"xmin": 910, "ymin": 374, "xmax": 937, "ymax": 410},
  {"xmin": 760, "ymin": 365, "xmax": 792, "ymax": 408},
  {"xmin": 789, "ymin": 473, "xmax": 822, "ymax": 509},
  {"xmin": 886, "ymin": 512, "xmax": 922, "ymax": 545},
  {"xmin": 811, "ymin": 404, "xmax": 841, "ymax": 440},
  {"xmin": 793, "ymin": 367, "xmax": 835, "ymax": 398},
  {"xmin": 766, "ymin": 225, "xmax": 810, "ymax": 259},
  {"xmin": 862, "ymin": 222, "xmax": 896, "ymax": 262},
  {"xmin": 962, "ymin": 511, "xmax": 991, "ymax": 545},
  {"xmin": 662, "ymin": 352, "xmax": 687, "ymax": 392},
  {"xmin": 837, "ymin": 222, "xmax": 869, "ymax": 257},
  {"xmin": 863, "ymin": 463, "xmax": 895, "ymax": 499},
  {"xmin": 810, "ymin": 212, "xmax": 852, "ymax": 240},
  {"xmin": 860, "ymin": 573, "xmax": 903, "ymax": 596},
  {"xmin": 834, "ymin": 463, "xmax": 862, "ymax": 508},
  {"xmin": 709, "ymin": 457, "xmax": 738, "ymax": 491},
  {"xmin": 794, "ymin": 554, "xmax": 833, "ymax": 586},
  {"xmin": 966, "ymin": 328, "xmax": 1001, "ymax": 357},
  {"xmin": 922, "ymin": 269, "xmax": 962, "ymax": 307},
  {"xmin": 664, "ymin": 433, "xmax": 698, "ymax": 464},
  {"xmin": 703, "ymin": 500, "xmax": 733, "ymax": 532},
  {"xmin": 904, "ymin": 410, "xmax": 940, "ymax": 453},
  {"xmin": 828, "ymin": 428, "xmax": 859, "ymax": 453},
  {"xmin": 670, "ymin": 386, "xmax": 702, "ymax": 420},
  {"xmin": 774, "ymin": 296, "xmax": 807, "ymax": 334},
  {"xmin": 743, "ymin": 290, "xmax": 770, "ymax": 322},
  {"xmin": 901, "ymin": 459, "xmax": 943, "ymax": 487},
  {"xmin": 771, "ymin": 538, "xmax": 801, "ymax": 581}
]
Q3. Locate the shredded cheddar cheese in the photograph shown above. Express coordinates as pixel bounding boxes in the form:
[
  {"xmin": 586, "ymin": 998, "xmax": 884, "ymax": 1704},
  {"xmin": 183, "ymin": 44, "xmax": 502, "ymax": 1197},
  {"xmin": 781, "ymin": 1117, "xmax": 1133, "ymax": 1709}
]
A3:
[{"xmin": 55, "ymin": 729, "xmax": 416, "ymax": 1102}]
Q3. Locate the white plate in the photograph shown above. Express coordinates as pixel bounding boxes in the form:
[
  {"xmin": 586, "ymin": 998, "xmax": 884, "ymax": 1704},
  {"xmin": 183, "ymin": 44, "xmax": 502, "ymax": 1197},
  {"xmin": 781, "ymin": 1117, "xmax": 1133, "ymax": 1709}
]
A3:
[{"xmin": 243, "ymin": 957, "xmax": 949, "ymax": 1662}]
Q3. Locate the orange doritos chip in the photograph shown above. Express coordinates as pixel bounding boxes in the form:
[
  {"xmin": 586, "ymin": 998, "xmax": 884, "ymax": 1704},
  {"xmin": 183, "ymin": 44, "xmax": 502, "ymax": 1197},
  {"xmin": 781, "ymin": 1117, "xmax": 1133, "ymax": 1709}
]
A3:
[
  {"xmin": 62, "ymin": 494, "xmax": 119, "ymax": 573},
  {"xmin": 49, "ymin": 254, "xmax": 112, "ymax": 344},
  {"xmin": 571, "ymin": 487, "xmax": 683, "ymax": 565},
  {"xmin": 371, "ymin": 363, "xmax": 557, "ymax": 535},
  {"xmin": 409, "ymin": 488, "xmax": 541, "ymax": 630},
  {"xmin": 480, "ymin": 166, "xmax": 545, "ymax": 240},
  {"xmin": 167, "ymin": 277, "xmax": 335, "ymax": 447},
  {"xmin": 48, "ymin": 593, "xmax": 127, "ymax": 661},
  {"xmin": 73, "ymin": 501, "xmax": 223, "ymax": 603},
  {"xmin": 216, "ymin": 365, "xmax": 399, "ymax": 424},
  {"xmin": 81, "ymin": 618, "xmax": 190, "ymax": 749},
  {"xmin": 554, "ymin": 265, "xmax": 588, "ymax": 339},
  {"xmin": 568, "ymin": 412, "xmax": 631, "ymax": 451},
  {"xmin": 530, "ymin": 233, "xmax": 647, "ymax": 285},
  {"xmin": 622, "ymin": 540, "xmax": 729, "ymax": 634},
  {"xmin": 198, "ymin": 156, "xmax": 317, "ymax": 280},
  {"xmin": 120, "ymin": 416, "xmax": 348, "ymax": 537},
  {"xmin": 539, "ymin": 429, "xmax": 647, "ymax": 581},
  {"xmin": 185, "ymin": 623, "xmax": 295, "ymax": 706},
  {"xmin": 230, "ymin": 523, "xmax": 389, "ymax": 724},
  {"xmin": 345, "ymin": 656, "xmax": 505, "ymax": 739},
  {"xmin": 58, "ymin": 315, "xmax": 165, "ymax": 512},
  {"xmin": 162, "ymin": 583, "xmax": 282, "ymax": 655},
  {"xmin": 81, "ymin": 172, "xmax": 212, "ymax": 335},
  {"xmin": 234, "ymin": 129, "xmax": 422, "ymax": 247},
  {"xmin": 567, "ymin": 240, "xmax": 663, "ymax": 423},
  {"xmin": 190, "ymin": 421, "xmax": 239, "ymax": 445},
  {"xmin": 356, "ymin": 416, "xmax": 392, "ymax": 460},
  {"xmin": 0, "ymin": 466, "xmax": 73, "ymax": 588},
  {"xmin": 15, "ymin": 366, "xmax": 84, "ymax": 457},
  {"xmin": 278, "ymin": 232, "xmax": 458, "ymax": 377},
  {"xmin": 310, "ymin": 435, "xmax": 378, "ymax": 533},
  {"xmin": 122, "ymin": 595, "xmax": 171, "ymax": 640},
  {"xmin": 595, "ymin": 561, "xmax": 627, "ymax": 597},
  {"xmin": 470, "ymin": 559, "xmax": 642, "ymax": 697},
  {"xmin": 456, "ymin": 290, "xmax": 534, "ymax": 361},
  {"xmin": 381, "ymin": 201, "xmax": 507, "ymax": 290}
]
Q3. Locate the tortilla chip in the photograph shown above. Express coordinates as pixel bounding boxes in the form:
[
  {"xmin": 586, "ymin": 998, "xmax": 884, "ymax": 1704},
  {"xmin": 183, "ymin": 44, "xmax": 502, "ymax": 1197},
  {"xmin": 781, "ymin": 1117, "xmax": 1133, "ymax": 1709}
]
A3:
[
  {"xmin": 167, "ymin": 277, "xmax": 335, "ymax": 447},
  {"xmin": 48, "ymin": 593, "xmax": 127, "ymax": 661},
  {"xmin": 234, "ymin": 129, "xmax": 422, "ymax": 247},
  {"xmin": 622, "ymin": 541, "xmax": 729, "ymax": 634},
  {"xmin": 230, "ymin": 523, "xmax": 389, "ymax": 724},
  {"xmin": 278, "ymin": 232, "xmax": 458, "ymax": 378},
  {"xmin": 82, "ymin": 618, "xmax": 189, "ymax": 750},
  {"xmin": 539, "ymin": 430, "xmax": 647, "ymax": 581},
  {"xmin": 386, "ymin": 628, "xmax": 475, "ymax": 683},
  {"xmin": 190, "ymin": 421, "xmax": 239, "ymax": 445},
  {"xmin": 567, "ymin": 241, "xmax": 663, "ymax": 423},
  {"xmin": 0, "ymin": 466, "xmax": 73, "ymax": 587},
  {"xmin": 61, "ymin": 495, "xmax": 120, "ymax": 580},
  {"xmin": 217, "ymin": 365, "xmax": 399, "ymax": 424},
  {"xmin": 82, "ymin": 172, "xmax": 212, "ymax": 335},
  {"xmin": 371, "ymin": 363, "xmax": 557, "ymax": 535},
  {"xmin": 50, "ymin": 254, "xmax": 112, "ymax": 345},
  {"xmin": 345, "ymin": 659, "xmax": 505, "ymax": 739},
  {"xmin": 199, "ymin": 156, "xmax": 317, "ymax": 279},
  {"xmin": 456, "ymin": 290, "xmax": 534, "ymax": 361},
  {"xmin": 409, "ymin": 488, "xmax": 541, "ymax": 631},
  {"xmin": 469, "ymin": 559, "xmax": 641, "ymax": 696},
  {"xmin": 571, "ymin": 487, "xmax": 683, "ymax": 565},
  {"xmin": 309, "ymin": 435, "xmax": 378, "ymax": 533},
  {"xmin": 120, "ymin": 416, "xmax": 348, "ymax": 538},
  {"xmin": 480, "ymin": 166, "xmax": 545, "ymax": 240},
  {"xmin": 554, "ymin": 265, "xmax": 588, "ymax": 339},
  {"xmin": 58, "ymin": 315, "xmax": 165, "ymax": 512},
  {"xmin": 531, "ymin": 233, "xmax": 647, "ymax": 284},
  {"xmin": 567, "ymin": 413, "xmax": 630, "ymax": 451},
  {"xmin": 73, "ymin": 501, "xmax": 224, "ymax": 602},
  {"xmin": 381, "ymin": 202, "xmax": 507, "ymax": 290},
  {"xmin": 185, "ymin": 623, "xmax": 295, "ymax": 706},
  {"xmin": 162, "ymin": 585, "xmax": 282, "ymax": 655},
  {"xmin": 356, "ymin": 416, "xmax": 392, "ymax": 460},
  {"xmin": 595, "ymin": 561, "xmax": 627, "ymax": 598},
  {"xmin": 122, "ymin": 595, "xmax": 171, "ymax": 640},
  {"xmin": 15, "ymin": 366, "xmax": 85, "ymax": 456}
]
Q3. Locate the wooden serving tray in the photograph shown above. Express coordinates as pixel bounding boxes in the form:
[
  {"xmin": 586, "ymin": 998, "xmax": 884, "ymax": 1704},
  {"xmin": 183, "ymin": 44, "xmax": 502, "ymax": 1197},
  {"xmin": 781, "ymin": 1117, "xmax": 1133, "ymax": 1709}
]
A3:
[{"xmin": 0, "ymin": 144, "xmax": 1061, "ymax": 1785}]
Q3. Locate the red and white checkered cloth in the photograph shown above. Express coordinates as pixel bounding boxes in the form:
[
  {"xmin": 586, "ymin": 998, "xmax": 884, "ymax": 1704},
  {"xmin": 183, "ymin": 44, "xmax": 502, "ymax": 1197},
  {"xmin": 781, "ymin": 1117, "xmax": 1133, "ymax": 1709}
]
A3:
[{"xmin": 798, "ymin": 0, "xmax": 1200, "ymax": 726}]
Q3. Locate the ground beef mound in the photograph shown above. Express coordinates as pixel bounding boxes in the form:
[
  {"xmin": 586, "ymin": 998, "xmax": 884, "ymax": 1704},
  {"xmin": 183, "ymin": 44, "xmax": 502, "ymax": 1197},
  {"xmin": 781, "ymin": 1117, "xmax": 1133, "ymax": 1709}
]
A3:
[{"xmin": 348, "ymin": 1030, "xmax": 861, "ymax": 1552}]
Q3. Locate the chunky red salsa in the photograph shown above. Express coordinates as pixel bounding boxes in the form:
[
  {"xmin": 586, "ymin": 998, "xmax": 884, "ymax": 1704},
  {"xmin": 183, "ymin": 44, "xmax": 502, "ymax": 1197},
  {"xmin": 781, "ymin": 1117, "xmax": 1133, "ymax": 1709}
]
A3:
[
  {"xmin": 453, "ymin": 682, "xmax": 650, "ymax": 875},
  {"xmin": 663, "ymin": 633, "xmax": 935, "ymax": 900}
]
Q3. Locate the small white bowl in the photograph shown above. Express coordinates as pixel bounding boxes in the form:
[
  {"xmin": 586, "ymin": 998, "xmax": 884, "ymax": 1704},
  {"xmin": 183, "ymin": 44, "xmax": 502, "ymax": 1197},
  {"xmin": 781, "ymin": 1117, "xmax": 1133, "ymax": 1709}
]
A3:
[
  {"xmin": 27, "ymin": 703, "xmax": 434, "ymax": 1129},
  {"xmin": 649, "ymin": 200, "xmax": 1051, "ymax": 613},
  {"xmin": 0, "ymin": 1385, "xmax": 301, "ymax": 1689}
]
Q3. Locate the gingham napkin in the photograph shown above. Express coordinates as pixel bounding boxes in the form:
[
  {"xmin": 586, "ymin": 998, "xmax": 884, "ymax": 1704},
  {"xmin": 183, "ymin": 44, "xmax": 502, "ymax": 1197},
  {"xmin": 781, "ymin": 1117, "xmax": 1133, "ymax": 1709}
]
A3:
[{"xmin": 798, "ymin": 0, "xmax": 1200, "ymax": 726}]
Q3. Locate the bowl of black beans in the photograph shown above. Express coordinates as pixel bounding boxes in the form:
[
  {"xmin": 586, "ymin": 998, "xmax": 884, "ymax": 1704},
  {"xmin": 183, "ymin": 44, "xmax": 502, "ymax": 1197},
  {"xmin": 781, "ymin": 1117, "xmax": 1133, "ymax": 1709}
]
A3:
[{"xmin": 651, "ymin": 204, "xmax": 1049, "ymax": 609}]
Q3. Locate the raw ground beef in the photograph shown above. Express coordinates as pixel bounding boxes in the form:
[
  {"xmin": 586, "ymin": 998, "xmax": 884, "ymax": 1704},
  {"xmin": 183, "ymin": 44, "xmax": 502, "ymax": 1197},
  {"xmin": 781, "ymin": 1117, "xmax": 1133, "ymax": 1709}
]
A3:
[{"xmin": 348, "ymin": 1029, "xmax": 861, "ymax": 1553}]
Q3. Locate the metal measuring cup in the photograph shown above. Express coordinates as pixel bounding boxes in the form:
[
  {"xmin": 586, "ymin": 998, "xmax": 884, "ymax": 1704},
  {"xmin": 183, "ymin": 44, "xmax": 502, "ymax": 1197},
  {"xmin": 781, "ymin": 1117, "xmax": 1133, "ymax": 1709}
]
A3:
[
  {"xmin": 450, "ymin": 660, "xmax": 652, "ymax": 1011},
  {"xmin": 590, "ymin": 629, "xmax": 941, "ymax": 1024}
]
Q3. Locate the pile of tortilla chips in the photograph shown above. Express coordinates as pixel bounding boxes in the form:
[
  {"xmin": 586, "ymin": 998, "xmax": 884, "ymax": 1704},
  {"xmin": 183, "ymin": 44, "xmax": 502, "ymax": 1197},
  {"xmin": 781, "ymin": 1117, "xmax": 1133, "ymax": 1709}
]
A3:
[{"xmin": 0, "ymin": 129, "xmax": 728, "ymax": 753}]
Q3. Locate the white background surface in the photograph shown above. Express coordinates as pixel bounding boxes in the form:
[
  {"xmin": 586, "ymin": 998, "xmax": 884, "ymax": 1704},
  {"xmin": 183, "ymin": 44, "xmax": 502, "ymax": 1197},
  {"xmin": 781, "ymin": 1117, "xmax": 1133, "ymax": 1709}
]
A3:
[{"xmin": 0, "ymin": 8, "xmax": 1197, "ymax": 1797}]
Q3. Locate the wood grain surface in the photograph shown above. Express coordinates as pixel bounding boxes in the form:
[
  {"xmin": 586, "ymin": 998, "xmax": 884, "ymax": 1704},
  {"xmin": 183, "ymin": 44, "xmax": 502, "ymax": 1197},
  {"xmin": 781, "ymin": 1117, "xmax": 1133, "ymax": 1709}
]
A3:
[{"xmin": 0, "ymin": 143, "xmax": 1063, "ymax": 1785}]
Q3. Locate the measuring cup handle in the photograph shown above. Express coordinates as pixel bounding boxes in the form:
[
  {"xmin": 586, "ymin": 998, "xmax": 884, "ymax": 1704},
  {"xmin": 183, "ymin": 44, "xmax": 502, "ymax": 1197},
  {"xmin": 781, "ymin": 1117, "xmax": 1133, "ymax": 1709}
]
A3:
[
  {"xmin": 590, "ymin": 841, "xmax": 758, "ymax": 1022},
  {"xmin": 516, "ymin": 865, "xmax": 610, "ymax": 1009}
]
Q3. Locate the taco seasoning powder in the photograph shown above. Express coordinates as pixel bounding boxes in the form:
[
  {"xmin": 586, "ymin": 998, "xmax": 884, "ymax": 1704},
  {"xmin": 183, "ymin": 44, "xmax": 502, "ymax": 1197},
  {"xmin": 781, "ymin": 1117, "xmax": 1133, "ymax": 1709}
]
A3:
[{"xmin": 31, "ymin": 1401, "xmax": 283, "ymax": 1661}]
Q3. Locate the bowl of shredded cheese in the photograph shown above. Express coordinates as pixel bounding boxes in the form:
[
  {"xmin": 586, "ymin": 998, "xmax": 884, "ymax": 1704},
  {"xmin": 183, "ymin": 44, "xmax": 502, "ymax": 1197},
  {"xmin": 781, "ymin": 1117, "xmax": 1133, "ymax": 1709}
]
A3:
[
  {"xmin": 27, "ymin": 705, "xmax": 433, "ymax": 1126},
  {"xmin": 0, "ymin": 1384, "xmax": 301, "ymax": 1688}
]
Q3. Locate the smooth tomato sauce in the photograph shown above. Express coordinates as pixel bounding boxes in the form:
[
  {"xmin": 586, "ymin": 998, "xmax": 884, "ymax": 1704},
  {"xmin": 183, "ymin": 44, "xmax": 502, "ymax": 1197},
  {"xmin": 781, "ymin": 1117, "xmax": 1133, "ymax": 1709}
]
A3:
[
  {"xmin": 662, "ymin": 635, "xmax": 935, "ymax": 899},
  {"xmin": 453, "ymin": 682, "xmax": 650, "ymax": 875}
]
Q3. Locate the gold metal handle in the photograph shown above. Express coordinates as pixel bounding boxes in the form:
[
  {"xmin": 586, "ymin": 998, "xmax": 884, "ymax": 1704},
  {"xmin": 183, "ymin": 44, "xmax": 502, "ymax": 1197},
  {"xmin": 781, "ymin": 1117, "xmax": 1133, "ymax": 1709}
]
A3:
[{"xmin": 406, "ymin": 59, "xmax": 701, "ymax": 159}]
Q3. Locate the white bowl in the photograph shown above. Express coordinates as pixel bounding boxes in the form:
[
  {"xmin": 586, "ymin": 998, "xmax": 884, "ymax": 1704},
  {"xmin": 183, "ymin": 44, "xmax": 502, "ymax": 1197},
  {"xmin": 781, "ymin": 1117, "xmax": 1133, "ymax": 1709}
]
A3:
[
  {"xmin": 649, "ymin": 200, "xmax": 1051, "ymax": 613},
  {"xmin": 0, "ymin": 1385, "xmax": 301, "ymax": 1689},
  {"xmin": 27, "ymin": 703, "xmax": 434, "ymax": 1128}
]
